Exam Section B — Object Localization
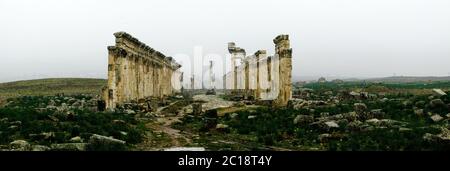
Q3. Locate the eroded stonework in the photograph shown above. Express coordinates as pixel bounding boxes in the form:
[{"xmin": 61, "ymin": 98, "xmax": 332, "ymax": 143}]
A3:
[
  {"xmin": 224, "ymin": 35, "xmax": 292, "ymax": 106},
  {"xmin": 103, "ymin": 32, "xmax": 182, "ymax": 109}
]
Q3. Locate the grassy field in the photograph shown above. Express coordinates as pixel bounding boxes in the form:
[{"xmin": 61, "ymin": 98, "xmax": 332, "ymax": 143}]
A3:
[
  {"xmin": 302, "ymin": 81, "xmax": 450, "ymax": 95},
  {"xmin": 0, "ymin": 78, "xmax": 106, "ymax": 104}
]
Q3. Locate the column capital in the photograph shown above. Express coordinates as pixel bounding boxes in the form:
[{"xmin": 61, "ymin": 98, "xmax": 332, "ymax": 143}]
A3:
[{"xmin": 273, "ymin": 34, "xmax": 289, "ymax": 44}]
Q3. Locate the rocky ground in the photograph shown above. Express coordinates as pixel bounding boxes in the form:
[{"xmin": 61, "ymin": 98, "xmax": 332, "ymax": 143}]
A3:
[
  {"xmin": 1, "ymin": 85, "xmax": 450, "ymax": 151},
  {"xmin": 0, "ymin": 94, "xmax": 138, "ymax": 151},
  {"xmin": 133, "ymin": 94, "xmax": 238, "ymax": 151},
  {"xmin": 0, "ymin": 90, "xmax": 246, "ymax": 151},
  {"xmin": 170, "ymin": 87, "xmax": 450, "ymax": 151}
]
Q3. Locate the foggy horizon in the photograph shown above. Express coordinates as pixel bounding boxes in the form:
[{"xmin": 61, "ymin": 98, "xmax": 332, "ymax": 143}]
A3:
[{"xmin": 2, "ymin": 0, "xmax": 450, "ymax": 83}]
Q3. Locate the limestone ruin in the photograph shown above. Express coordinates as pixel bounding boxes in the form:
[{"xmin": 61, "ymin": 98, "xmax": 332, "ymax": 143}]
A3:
[
  {"xmin": 224, "ymin": 35, "xmax": 292, "ymax": 106},
  {"xmin": 103, "ymin": 32, "xmax": 182, "ymax": 109},
  {"xmin": 103, "ymin": 32, "xmax": 292, "ymax": 109}
]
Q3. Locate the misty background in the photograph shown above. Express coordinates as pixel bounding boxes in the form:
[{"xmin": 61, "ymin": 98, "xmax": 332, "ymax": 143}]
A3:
[{"xmin": 1, "ymin": 0, "xmax": 450, "ymax": 83}]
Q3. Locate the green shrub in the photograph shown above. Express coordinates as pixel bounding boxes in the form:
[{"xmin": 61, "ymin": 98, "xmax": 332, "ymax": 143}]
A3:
[{"xmin": 0, "ymin": 95, "xmax": 145, "ymax": 147}]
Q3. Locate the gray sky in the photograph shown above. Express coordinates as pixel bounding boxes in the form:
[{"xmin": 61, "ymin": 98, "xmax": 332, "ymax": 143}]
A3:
[{"xmin": 1, "ymin": 0, "xmax": 450, "ymax": 83}]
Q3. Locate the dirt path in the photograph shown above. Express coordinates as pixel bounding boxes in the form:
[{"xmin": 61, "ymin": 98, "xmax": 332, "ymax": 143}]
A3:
[
  {"xmin": 134, "ymin": 94, "xmax": 237, "ymax": 151},
  {"xmin": 133, "ymin": 101, "xmax": 194, "ymax": 151},
  {"xmin": 149, "ymin": 115, "xmax": 192, "ymax": 146}
]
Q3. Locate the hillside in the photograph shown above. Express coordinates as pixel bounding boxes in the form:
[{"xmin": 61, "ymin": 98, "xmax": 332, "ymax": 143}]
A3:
[
  {"xmin": 0, "ymin": 78, "xmax": 106, "ymax": 102},
  {"xmin": 364, "ymin": 76, "xmax": 450, "ymax": 83}
]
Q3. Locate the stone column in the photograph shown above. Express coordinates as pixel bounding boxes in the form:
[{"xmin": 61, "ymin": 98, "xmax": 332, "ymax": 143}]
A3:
[
  {"xmin": 228, "ymin": 42, "xmax": 245, "ymax": 90},
  {"xmin": 273, "ymin": 35, "xmax": 292, "ymax": 107},
  {"xmin": 244, "ymin": 60, "xmax": 249, "ymax": 90},
  {"xmin": 254, "ymin": 50, "xmax": 266, "ymax": 99},
  {"xmin": 105, "ymin": 46, "xmax": 127, "ymax": 109}
]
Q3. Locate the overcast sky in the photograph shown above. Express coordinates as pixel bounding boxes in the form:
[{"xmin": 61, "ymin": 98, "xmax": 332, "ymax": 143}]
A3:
[{"xmin": 1, "ymin": 0, "xmax": 450, "ymax": 83}]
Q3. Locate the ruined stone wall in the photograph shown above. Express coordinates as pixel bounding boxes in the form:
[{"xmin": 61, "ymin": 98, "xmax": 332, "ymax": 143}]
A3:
[
  {"xmin": 225, "ymin": 35, "xmax": 292, "ymax": 106},
  {"xmin": 103, "ymin": 32, "xmax": 182, "ymax": 109}
]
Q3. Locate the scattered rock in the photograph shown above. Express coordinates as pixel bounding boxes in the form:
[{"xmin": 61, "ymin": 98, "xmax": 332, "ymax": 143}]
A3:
[
  {"xmin": 399, "ymin": 127, "xmax": 412, "ymax": 132},
  {"xmin": 8, "ymin": 125, "xmax": 19, "ymax": 131},
  {"xmin": 34, "ymin": 108, "xmax": 47, "ymax": 113},
  {"xmin": 430, "ymin": 114, "xmax": 444, "ymax": 122},
  {"xmin": 358, "ymin": 111, "xmax": 374, "ymax": 120},
  {"xmin": 423, "ymin": 133, "xmax": 437, "ymax": 142},
  {"xmin": 293, "ymin": 115, "xmax": 314, "ymax": 125},
  {"xmin": 248, "ymin": 115, "xmax": 257, "ymax": 119},
  {"xmin": 402, "ymin": 100, "xmax": 413, "ymax": 107},
  {"xmin": 70, "ymin": 136, "xmax": 82, "ymax": 143},
  {"xmin": 347, "ymin": 121, "xmax": 363, "ymax": 131},
  {"xmin": 233, "ymin": 101, "xmax": 245, "ymax": 107},
  {"xmin": 430, "ymin": 99, "xmax": 445, "ymax": 108},
  {"xmin": 72, "ymin": 100, "xmax": 83, "ymax": 108},
  {"xmin": 48, "ymin": 100, "xmax": 56, "ymax": 106},
  {"xmin": 67, "ymin": 98, "xmax": 77, "ymax": 104},
  {"xmin": 414, "ymin": 109, "xmax": 424, "ymax": 116},
  {"xmin": 59, "ymin": 103, "xmax": 69, "ymax": 112},
  {"xmin": 370, "ymin": 109, "xmax": 384, "ymax": 118},
  {"xmin": 163, "ymin": 147, "xmax": 205, "ymax": 151},
  {"xmin": 9, "ymin": 121, "xmax": 22, "ymax": 126},
  {"xmin": 0, "ymin": 117, "xmax": 8, "ymax": 123},
  {"xmin": 368, "ymin": 94, "xmax": 378, "ymax": 99},
  {"xmin": 318, "ymin": 133, "xmax": 331, "ymax": 142},
  {"xmin": 230, "ymin": 113, "xmax": 239, "ymax": 119},
  {"xmin": 48, "ymin": 115, "xmax": 59, "ymax": 122},
  {"xmin": 124, "ymin": 109, "xmax": 136, "ymax": 115},
  {"xmin": 432, "ymin": 89, "xmax": 447, "ymax": 96},
  {"xmin": 46, "ymin": 105, "xmax": 57, "ymax": 110},
  {"xmin": 349, "ymin": 91, "xmax": 360, "ymax": 97},
  {"xmin": 322, "ymin": 121, "xmax": 339, "ymax": 130},
  {"xmin": 31, "ymin": 145, "xmax": 51, "ymax": 151},
  {"xmin": 112, "ymin": 119, "xmax": 126, "ymax": 125},
  {"xmin": 316, "ymin": 112, "xmax": 358, "ymax": 123},
  {"xmin": 366, "ymin": 118, "xmax": 406, "ymax": 127},
  {"xmin": 27, "ymin": 132, "xmax": 56, "ymax": 141},
  {"xmin": 51, "ymin": 143, "xmax": 87, "ymax": 151},
  {"xmin": 9, "ymin": 140, "xmax": 31, "ymax": 151},
  {"xmin": 366, "ymin": 118, "xmax": 380, "ymax": 125},
  {"xmin": 87, "ymin": 134, "xmax": 126, "ymax": 151},
  {"xmin": 42, "ymin": 132, "xmax": 55, "ymax": 140},
  {"xmin": 324, "ymin": 91, "xmax": 333, "ymax": 95},
  {"xmin": 215, "ymin": 124, "xmax": 229, "ymax": 131},
  {"xmin": 354, "ymin": 103, "xmax": 367, "ymax": 113},
  {"xmin": 423, "ymin": 128, "xmax": 450, "ymax": 144},
  {"xmin": 336, "ymin": 119, "xmax": 349, "ymax": 126},
  {"xmin": 379, "ymin": 119, "xmax": 407, "ymax": 127},
  {"xmin": 320, "ymin": 112, "xmax": 330, "ymax": 117}
]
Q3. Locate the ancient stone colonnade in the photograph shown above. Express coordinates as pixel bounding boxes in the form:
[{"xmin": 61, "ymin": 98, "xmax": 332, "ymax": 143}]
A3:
[
  {"xmin": 103, "ymin": 32, "xmax": 182, "ymax": 109},
  {"xmin": 224, "ymin": 35, "xmax": 292, "ymax": 106}
]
